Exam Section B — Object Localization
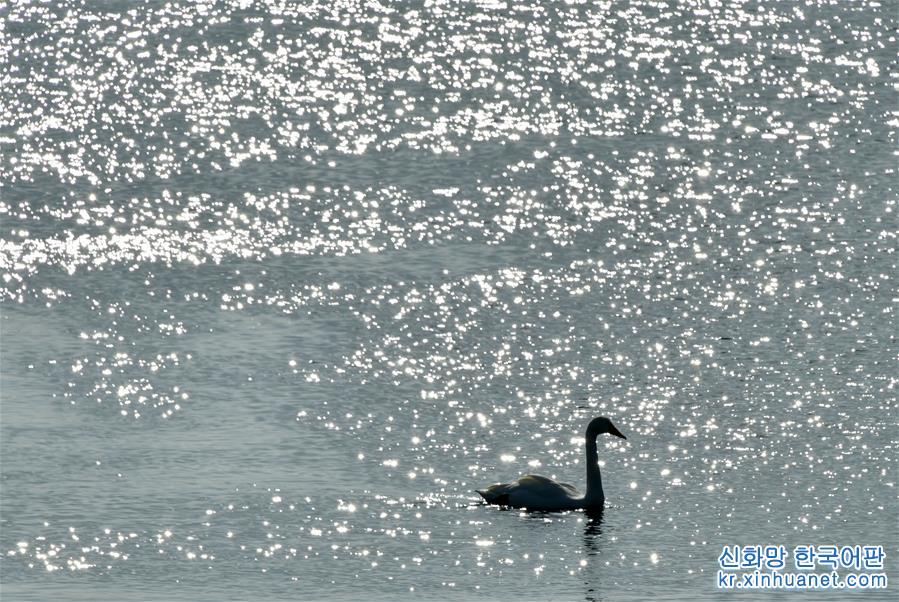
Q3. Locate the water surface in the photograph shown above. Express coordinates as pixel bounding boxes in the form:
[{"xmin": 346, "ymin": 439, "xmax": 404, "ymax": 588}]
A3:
[{"xmin": 1, "ymin": 1, "xmax": 897, "ymax": 600}]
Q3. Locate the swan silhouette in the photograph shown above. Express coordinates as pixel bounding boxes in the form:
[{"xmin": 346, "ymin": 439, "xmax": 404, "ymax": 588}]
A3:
[{"xmin": 476, "ymin": 416, "xmax": 626, "ymax": 511}]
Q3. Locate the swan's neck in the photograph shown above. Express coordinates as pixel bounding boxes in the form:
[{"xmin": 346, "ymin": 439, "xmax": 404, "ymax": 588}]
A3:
[{"xmin": 584, "ymin": 436, "xmax": 604, "ymax": 503}]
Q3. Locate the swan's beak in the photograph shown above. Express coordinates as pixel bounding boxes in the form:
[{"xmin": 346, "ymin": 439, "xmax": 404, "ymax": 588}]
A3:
[{"xmin": 608, "ymin": 424, "xmax": 626, "ymax": 440}]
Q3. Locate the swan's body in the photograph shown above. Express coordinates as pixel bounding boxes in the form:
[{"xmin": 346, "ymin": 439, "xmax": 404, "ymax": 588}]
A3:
[{"xmin": 476, "ymin": 416, "xmax": 626, "ymax": 511}]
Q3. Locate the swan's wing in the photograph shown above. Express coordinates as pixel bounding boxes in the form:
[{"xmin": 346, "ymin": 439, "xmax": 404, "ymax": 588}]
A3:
[
  {"xmin": 517, "ymin": 474, "xmax": 581, "ymax": 497},
  {"xmin": 478, "ymin": 475, "xmax": 582, "ymax": 508},
  {"xmin": 557, "ymin": 481, "xmax": 581, "ymax": 496}
]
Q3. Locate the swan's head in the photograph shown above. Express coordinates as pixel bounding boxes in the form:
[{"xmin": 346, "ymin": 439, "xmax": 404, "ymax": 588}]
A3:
[{"xmin": 586, "ymin": 416, "xmax": 626, "ymax": 440}]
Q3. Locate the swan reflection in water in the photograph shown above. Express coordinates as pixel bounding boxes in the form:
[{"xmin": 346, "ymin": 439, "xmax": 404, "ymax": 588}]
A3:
[
  {"xmin": 505, "ymin": 507, "xmax": 610, "ymax": 601},
  {"xmin": 582, "ymin": 508, "xmax": 607, "ymax": 602},
  {"xmin": 583, "ymin": 508, "xmax": 606, "ymax": 555}
]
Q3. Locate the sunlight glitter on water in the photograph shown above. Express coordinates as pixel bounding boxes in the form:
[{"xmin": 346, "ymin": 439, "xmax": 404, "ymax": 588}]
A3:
[{"xmin": 2, "ymin": 0, "xmax": 897, "ymax": 600}]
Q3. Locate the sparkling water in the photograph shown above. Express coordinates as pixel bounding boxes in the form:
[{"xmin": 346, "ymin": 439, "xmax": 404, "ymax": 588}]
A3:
[{"xmin": 1, "ymin": 1, "xmax": 896, "ymax": 600}]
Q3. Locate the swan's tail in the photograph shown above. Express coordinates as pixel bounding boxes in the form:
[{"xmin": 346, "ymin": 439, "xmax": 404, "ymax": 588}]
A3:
[{"xmin": 476, "ymin": 483, "xmax": 513, "ymax": 506}]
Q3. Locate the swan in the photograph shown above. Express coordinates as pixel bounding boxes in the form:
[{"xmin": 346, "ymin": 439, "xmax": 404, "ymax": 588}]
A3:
[{"xmin": 476, "ymin": 416, "xmax": 627, "ymax": 511}]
